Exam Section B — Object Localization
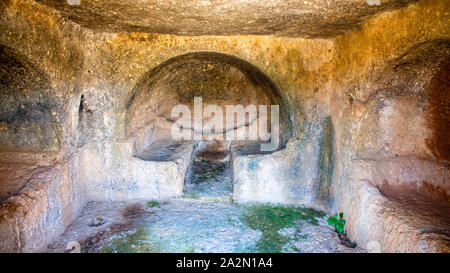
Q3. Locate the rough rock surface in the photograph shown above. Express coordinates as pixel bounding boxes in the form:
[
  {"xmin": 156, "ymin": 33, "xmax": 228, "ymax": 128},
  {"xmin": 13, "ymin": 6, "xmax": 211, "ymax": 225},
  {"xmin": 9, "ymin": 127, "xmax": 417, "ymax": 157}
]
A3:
[
  {"xmin": 0, "ymin": 0, "xmax": 448, "ymax": 253},
  {"xmin": 126, "ymin": 52, "xmax": 292, "ymax": 152},
  {"xmin": 232, "ymin": 139, "xmax": 330, "ymax": 210},
  {"xmin": 77, "ymin": 141, "xmax": 194, "ymax": 201},
  {"xmin": 37, "ymin": 0, "xmax": 414, "ymax": 37},
  {"xmin": 0, "ymin": 162, "xmax": 85, "ymax": 252},
  {"xmin": 331, "ymin": 38, "xmax": 450, "ymax": 252}
]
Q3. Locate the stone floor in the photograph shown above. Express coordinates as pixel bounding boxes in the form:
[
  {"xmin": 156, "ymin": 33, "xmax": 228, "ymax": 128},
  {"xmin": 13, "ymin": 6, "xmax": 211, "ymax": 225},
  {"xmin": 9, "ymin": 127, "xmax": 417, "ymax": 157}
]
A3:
[
  {"xmin": 44, "ymin": 156, "xmax": 365, "ymax": 253},
  {"xmin": 45, "ymin": 199, "xmax": 365, "ymax": 253}
]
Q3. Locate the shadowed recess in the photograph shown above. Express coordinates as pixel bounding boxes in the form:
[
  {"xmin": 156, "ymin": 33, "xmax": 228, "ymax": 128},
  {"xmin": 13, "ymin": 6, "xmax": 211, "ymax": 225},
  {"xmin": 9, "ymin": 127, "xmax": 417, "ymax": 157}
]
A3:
[
  {"xmin": 0, "ymin": 45, "xmax": 62, "ymax": 152},
  {"xmin": 126, "ymin": 52, "xmax": 293, "ymax": 159}
]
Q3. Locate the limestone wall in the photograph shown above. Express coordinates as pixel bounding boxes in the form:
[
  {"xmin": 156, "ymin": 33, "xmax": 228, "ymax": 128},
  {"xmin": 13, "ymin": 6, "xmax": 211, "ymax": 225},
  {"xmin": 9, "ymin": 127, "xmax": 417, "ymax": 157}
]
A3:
[
  {"xmin": 0, "ymin": 0, "xmax": 448, "ymax": 252},
  {"xmin": 329, "ymin": 0, "xmax": 449, "ymax": 252}
]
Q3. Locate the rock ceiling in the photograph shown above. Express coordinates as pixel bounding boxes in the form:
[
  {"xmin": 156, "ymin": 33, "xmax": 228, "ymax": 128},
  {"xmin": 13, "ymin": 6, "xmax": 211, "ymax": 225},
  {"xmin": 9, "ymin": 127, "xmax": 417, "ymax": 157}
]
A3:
[{"xmin": 37, "ymin": 0, "xmax": 414, "ymax": 37}]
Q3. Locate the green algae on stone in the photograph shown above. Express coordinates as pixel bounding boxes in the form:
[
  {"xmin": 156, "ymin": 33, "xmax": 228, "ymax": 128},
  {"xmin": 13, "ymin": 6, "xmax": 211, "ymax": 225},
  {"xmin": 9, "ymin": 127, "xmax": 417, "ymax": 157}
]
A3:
[
  {"xmin": 241, "ymin": 204, "xmax": 325, "ymax": 253},
  {"xmin": 146, "ymin": 201, "xmax": 160, "ymax": 208},
  {"xmin": 101, "ymin": 225, "xmax": 156, "ymax": 253},
  {"xmin": 183, "ymin": 193, "xmax": 201, "ymax": 200}
]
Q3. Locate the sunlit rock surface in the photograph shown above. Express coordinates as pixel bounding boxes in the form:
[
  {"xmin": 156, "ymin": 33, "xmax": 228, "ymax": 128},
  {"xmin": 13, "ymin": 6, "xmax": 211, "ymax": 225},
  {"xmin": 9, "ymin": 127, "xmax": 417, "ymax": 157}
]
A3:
[
  {"xmin": 36, "ymin": 0, "xmax": 414, "ymax": 37},
  {"xmin": 76, "ymin": 141, "xmax": 194, "ymax": 201},
  {"xmin": 0, "ymin": 0, "xmax": 449, "ymax": 252}
]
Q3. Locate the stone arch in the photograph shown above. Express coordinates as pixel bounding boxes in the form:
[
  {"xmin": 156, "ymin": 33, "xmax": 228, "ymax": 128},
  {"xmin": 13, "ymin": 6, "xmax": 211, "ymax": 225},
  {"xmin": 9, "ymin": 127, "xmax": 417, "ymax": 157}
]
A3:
[{"xmin": 125, "ymin": 51, "xmax": 293, "ymax": 159}]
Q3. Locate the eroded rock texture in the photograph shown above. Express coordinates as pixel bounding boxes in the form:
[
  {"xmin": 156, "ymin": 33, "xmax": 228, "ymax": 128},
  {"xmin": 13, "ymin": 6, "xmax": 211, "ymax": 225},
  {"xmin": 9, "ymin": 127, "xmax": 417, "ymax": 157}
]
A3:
[
  {"xmin": 36, "ymin": 0, "xmax": 414, "ymax": 37},
  {"xmin": 0, "ymin": 45, "xmax": 65, "ymax": 202},
  {"xmin": 0, "ymin": 45, "xmax": 61, "ymax": 153},
  {"xmin": 127, "ymin": 52, "xmax": 291, "ymax": 160},
  {"xmin": 331, "ymin": 39, "xmax": 450, "ymax": 252},
  {"xmin": 0, "ymin": 0, "xmax": 449, "ymax": 253}
]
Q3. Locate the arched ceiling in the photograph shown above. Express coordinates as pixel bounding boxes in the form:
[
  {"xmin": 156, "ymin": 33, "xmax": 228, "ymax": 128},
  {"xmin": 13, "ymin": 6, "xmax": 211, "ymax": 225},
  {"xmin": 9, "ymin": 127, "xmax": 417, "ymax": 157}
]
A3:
[
  {"xmin": 126, "ymin": 52, "xmax": 291, "ymax": 134},
  {"xmin": 126, "ymin": 52, "xmax": 292, "ymax": 155}
]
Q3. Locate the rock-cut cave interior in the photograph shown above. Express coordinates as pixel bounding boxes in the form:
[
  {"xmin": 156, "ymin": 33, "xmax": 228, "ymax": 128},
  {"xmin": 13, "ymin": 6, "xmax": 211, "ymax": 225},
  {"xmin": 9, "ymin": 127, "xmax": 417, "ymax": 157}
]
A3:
[{"xmin": 0, "ymin": 0, "xmax": 449, "ymax": 253}]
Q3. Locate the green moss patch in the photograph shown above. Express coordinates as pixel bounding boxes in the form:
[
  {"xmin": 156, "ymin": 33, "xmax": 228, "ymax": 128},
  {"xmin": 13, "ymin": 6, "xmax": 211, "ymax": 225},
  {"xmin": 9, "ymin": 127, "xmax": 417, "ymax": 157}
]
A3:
[
  {"xmin": 146, "ymin": 201, "xmax": 160, "ymax": 208},
  {"xmin": 101, "ymin": 226, "xmax": 156, "ymax": 253},
  {"xmin": 241, "ymin": 204, "xmax": 325, "ymax": 253}
]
